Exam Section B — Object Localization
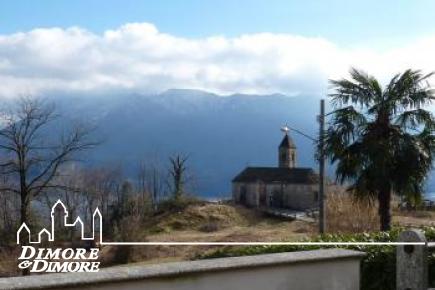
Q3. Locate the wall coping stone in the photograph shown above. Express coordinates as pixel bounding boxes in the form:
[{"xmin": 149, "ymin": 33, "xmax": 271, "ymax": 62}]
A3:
[{"xmin": 0, "ymin": 248, "xmax": 365, "ymax": 290}]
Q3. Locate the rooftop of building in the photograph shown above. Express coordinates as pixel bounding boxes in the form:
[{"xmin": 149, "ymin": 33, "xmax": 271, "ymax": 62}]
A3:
[
  {"xmin": 279, "ymin": 134, "xmax": 296, "ymax": 149},
  {"xmin": 232, "ymin": 167, "xmax": 319, "ymax": 184}
]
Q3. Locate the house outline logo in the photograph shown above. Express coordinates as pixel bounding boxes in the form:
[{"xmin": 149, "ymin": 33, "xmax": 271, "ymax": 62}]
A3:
[
  {"xmin": 16, "ymin": 200, "xmax": 102, "ymax": 245},
  {"xmin": 16, "ymin": 200, "xmax": 102, "ymax": 273}
]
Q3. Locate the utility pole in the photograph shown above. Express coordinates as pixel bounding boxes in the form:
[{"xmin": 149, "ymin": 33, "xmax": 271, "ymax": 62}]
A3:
[
  {"xmin": 285, "ymin": 100, "xmax": 327, "ymax": 233},
  {"xmin": 318, "ymin": 99, "xmax": 326, "ymax": 234}
]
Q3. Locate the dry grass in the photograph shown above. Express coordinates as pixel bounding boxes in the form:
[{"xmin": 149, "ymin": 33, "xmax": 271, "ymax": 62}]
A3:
[
  {"xmin": 99, "ymin": 203, "xmax": 316, "ymax": 267},
  {"xmin": 326, "ymin": 190, "xmax": 379, "ymax": 233},
  {"xmin": 326, "ymin": 190, "xmax": 435, "ymax": 232},
  {"xmin": 147, "ymin": 203, "xmax": 269, "ymax": 234},
  {"xmin": 118, "ymin": 219, "xmax": 315, "ymax": 265},
  {"xmin": 0, "ymin": 247, "xmax": 19, "ymax": 277}
]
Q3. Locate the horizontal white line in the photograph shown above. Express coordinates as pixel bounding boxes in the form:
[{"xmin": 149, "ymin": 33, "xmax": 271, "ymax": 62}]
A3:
[{"xmin": 100, "ymin": 242, "xmax": 426, "ymax": 246}]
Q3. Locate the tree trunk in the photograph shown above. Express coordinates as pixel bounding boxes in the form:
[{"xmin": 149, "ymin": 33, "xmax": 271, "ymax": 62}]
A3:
[
  {"xmin": 20, "ymin": 195, "xmax": 29, "ymax": 229},
  {"xmin": 378, "ymin": 186, "xmax": 392, "ymax": 231},
  {"xmin": 20, "ymin": 193, "xmax": 30, "ymax": 276}
]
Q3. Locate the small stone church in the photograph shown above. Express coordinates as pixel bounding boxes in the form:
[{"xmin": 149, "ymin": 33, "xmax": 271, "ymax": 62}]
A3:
[{"xmin": 232, "ymin": 130, "xmax": 320, "ymax": 210}]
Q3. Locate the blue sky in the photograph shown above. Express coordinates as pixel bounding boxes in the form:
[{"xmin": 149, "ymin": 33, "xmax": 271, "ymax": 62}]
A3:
[
  {"xmin": 3, "ymin": 0, "xmax": 435, "ymax": 48},
  {"xmin": 1, "ymin": 1, "xmax": 435, "ymax": 97}
]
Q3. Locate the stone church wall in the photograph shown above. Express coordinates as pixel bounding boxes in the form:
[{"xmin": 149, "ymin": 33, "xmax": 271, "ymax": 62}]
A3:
[
  {"xmin": 232, "ymin": 182, "xmax": 259, "ymax": 207},
  {"xmin": 282, "ymin": 184, "xmax": 318, "ymax": 210},
  {"xmin": 233, "ymin": 181, "xmax": 318, "ymax": 210}
]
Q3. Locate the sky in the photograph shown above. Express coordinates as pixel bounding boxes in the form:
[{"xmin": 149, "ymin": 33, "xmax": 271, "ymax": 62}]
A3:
[{"xmin": 1, "ymin": 0, "xmax": 435, "ymax": 97}]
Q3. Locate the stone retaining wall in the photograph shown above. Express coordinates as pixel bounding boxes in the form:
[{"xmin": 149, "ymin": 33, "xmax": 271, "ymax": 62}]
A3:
[{"xmin": 0, "ymin": 249, "xmax": 364, "ymax": 290}]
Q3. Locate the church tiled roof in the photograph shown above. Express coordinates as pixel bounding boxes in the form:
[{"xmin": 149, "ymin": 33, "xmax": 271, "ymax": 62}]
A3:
[
  {"xmin": 232, "ymin": 167, "xmax": 319, "ymax": 184},
  {"xmin": 279, "ymin": 134, "xmax": 296, "ymax": 148}
]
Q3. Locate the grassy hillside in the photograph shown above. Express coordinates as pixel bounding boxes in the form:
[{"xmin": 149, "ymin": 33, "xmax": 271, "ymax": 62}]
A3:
[{"xmin": 98, "ymin": 202, "xmax": 315, "ymax": 267}]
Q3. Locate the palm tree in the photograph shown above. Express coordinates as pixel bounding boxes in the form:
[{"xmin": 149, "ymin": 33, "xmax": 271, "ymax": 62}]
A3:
[{"xmin": 325, "ymin": 68, "xmax": 435, "ymax": 231}]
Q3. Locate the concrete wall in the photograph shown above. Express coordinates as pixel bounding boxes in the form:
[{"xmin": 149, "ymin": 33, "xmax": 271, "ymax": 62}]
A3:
[{"xmin": 0, "ymin": 249, "xmax": 364, "ymax": 290}]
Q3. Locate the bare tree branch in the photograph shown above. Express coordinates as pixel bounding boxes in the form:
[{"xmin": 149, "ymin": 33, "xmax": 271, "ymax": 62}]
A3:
[{"xmin": 0, "ymin": 97, "xmax": 99, "ymax": 238}]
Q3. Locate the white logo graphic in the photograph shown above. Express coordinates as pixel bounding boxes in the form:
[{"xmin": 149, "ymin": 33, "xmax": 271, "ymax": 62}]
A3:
[
  {"xmin": 16, "ymin": 200, "xmax": 101, "ymax": 273},
  {"xmin": 17, "ymin": 200, "xmax": 102, "ymax": 245}
]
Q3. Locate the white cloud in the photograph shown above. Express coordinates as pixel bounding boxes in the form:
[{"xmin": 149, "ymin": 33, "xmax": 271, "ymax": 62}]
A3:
[{"xmin": 0, "ymin": 22, "xmax": 434, "ymax": 98}]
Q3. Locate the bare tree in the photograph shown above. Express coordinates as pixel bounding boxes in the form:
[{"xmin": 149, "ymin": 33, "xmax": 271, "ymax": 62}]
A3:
[
  {"xmin": 40, "ymin": 164, "xmax": 88, "ymax": 241},
  {"xmin": 0, "ymin": 175, "xmax": 19, "ymax": 244},
  {"xmin": 150, "ymin": 164, "xmax": 166, "ymax": 206},
  {"xmin": 169, "ymin": 154, "xmax": 189, "ymax": 199},
  {"xmin": 0, "ymin": 98, "xmax": 98, "ymax": 230},
  {"xmin": 137, "ymin": 161, "xmax": 148, "ymax": 205},
  {"xmin": 77, "ymin": 164, "xmax": 125, "ymax": 238},
  {"xmin": 136, "ymin": 159, "xmax": 166, "ymax": 211}
]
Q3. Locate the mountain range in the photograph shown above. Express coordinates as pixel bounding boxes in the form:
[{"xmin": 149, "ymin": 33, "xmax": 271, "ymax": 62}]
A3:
[{"xmin": 32, "ymin": 89, "xmax": 435, "ymax": 198}]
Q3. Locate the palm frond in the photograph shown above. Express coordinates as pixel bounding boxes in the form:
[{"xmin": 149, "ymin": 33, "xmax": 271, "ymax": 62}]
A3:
[
  {"xmin": 395, "ymin": 108, "xmax": 435, "ymax": 129},
  {"xmin": 386, "ymin": 69, "xmax": 435, "ymax": 110},
  {"xmin": 329, "ymin": 68, "xmax": 380, "ymax": 108}
]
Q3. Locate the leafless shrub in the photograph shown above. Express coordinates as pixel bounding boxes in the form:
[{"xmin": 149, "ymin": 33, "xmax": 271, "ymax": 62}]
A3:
[{"xmin": 326, "ymin": 190, "xmax": 379, "ymax": 233}]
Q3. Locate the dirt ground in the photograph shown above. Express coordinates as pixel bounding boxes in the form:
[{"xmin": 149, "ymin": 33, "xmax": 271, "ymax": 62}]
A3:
[{"xmin": 393, "ymin": 210, "xmax": 435, "ymax": 227}]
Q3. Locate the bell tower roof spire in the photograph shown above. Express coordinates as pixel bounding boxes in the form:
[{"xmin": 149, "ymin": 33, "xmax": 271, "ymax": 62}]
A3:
[
  {"xmin": 279, "ymin": 125, "xmax": 296, "ymax": 148},
  {"xmin": 279, "ymin": 125, "xmax": 297, "ymax": 168}
]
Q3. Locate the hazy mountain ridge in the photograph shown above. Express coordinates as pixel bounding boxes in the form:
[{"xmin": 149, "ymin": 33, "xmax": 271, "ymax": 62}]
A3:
[
  {"xmin": 18, "ymin": 89, "xmax": 435, "ymax": 197},
  {"xmin": 44, "ymin": 89, "xmax": 320, "ymax": 197}
]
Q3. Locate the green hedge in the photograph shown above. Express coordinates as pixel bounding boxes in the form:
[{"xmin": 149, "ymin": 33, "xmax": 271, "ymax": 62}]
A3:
[{"xmin": 199, "ymin": 227, "xmax": 435, "ymax": 290}]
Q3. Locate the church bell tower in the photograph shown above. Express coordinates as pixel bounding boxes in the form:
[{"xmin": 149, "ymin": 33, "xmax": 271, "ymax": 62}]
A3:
[{"xmin": 278, "ymin": 126, "xmax": 296, "ymax": 168}]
